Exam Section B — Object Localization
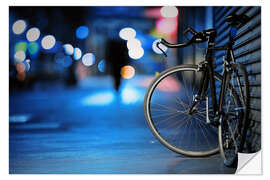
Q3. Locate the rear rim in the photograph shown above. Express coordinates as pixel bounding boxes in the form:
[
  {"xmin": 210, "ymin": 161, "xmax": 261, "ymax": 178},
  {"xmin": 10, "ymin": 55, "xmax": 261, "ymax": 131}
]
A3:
[
  {"xmin": 144, "ymin": 65, "xmax": 220, "ymax": 157},
  {"xmin": 232, "ymin": 64, "xmax": 250, "ymax": 152},
  {"xmin": 218, "ymin": 64, "xmax": 248, "ymax": 166},
  {"xmin": 218, "ymin": 93, "xmax": 241, "ymax": 166}
]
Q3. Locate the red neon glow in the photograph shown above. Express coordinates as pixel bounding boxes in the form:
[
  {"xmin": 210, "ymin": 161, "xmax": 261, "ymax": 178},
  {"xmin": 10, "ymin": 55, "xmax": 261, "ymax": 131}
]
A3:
[
  {"xmin": 144, "ymin": 8, "xmax": 162, "ymax": 18},
  {"xmin": 137, "ymin": 76, "xmax": 181, "ymax": 92},
  {"xmin": 16, "ymin": 62, "xmax": 26, "ymax": 73},
  {"xmin": 156, "ymin": 18, "xmax": 178, "ymax": 35},
  {"xmin": 156, "ymin": 76, "xmax": 181, "ymax": 92}
]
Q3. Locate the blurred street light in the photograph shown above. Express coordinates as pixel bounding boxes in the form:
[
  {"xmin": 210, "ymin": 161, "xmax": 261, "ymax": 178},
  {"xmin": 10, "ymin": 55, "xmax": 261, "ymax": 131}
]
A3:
[
  {"xmin": 12, "ymin": 20, "xmax": 27, "ymax": 35},
  {"xmin": 26, "ymin": 27, "xmax": 40, "ymax": 42},
  {"xmin": 41, "ymin": 35, "xmax": 56, "ymax": 50}
]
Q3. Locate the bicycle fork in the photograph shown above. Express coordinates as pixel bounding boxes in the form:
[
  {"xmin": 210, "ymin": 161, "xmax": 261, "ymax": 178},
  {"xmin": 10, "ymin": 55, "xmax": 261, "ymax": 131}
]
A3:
[
  {"xmin": 188, "ymin": 65, "xmax": 209, "ymax": 115},
  {"xmin": 189, "ymin": 62, "xmax": 219, "ymax": 125}
]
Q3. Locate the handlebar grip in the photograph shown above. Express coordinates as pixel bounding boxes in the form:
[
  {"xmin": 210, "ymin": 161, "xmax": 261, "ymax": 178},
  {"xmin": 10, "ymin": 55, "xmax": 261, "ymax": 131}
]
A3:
[{"xmin": 156, "ymin": 41, "xmax": 168, "ymax": 57}]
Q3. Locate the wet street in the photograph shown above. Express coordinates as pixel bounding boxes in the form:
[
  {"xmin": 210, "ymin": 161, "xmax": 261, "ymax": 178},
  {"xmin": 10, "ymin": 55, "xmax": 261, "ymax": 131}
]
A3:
[{"xmin": 9, "ymin": 76, "xmax": 236, "ymax": 174}]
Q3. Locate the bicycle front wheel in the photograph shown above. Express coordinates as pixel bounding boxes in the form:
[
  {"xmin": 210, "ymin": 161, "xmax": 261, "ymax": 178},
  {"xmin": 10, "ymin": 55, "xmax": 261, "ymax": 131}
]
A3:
[{"xmin": 144, "ymin": 64, "xmax": 220, "ymax": 157}]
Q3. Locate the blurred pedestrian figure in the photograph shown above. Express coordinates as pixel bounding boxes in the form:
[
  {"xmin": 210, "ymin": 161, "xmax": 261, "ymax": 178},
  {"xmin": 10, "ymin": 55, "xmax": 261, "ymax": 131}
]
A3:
[{"xmin": 105, "ymin": 39, "xmax": 129, "ymax": 91}]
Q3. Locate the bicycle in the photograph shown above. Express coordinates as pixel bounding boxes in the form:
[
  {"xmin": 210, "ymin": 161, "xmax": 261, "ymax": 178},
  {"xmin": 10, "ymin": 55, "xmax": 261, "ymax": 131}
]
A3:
[{"xmin": 144, "ymin": 13, "xmax": 250, "ymax": 167}]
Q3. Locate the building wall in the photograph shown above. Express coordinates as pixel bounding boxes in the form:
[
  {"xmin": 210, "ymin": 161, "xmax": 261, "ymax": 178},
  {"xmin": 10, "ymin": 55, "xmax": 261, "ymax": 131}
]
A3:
[
  {"xmin": 213, "ymin": 6, "xmax": 261, "ymax": 152},
  {"xmin": 177, "ymin": 7, "xmax": 207, "ymax": 65}
]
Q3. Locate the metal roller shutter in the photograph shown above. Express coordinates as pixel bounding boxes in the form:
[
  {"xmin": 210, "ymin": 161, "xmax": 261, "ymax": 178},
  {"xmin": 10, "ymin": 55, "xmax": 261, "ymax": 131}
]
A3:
[{"xmin": 213, "ymin": 6, "xmax": 261, "ymax": 152}]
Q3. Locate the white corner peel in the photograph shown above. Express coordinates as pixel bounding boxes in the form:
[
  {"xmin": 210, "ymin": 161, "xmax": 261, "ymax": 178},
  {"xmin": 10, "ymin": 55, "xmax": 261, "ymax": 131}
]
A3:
[{"xmin": 236, "ymin": 151, "xmax": 262, "ymax": 174}]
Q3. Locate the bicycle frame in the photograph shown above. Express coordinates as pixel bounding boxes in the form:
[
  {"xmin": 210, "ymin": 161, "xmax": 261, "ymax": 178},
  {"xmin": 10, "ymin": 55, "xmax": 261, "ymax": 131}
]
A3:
[
  {"xmin": 194, "ymin": 28, "xmax": 237, "ymax": 121},
  {"xmin": 193, "ymin": 27, "xmax": 250, "ymax": 152}
]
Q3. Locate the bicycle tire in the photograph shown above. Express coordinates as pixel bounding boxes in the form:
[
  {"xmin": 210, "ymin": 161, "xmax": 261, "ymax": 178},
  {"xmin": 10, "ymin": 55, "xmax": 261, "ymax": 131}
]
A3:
[
  {"xmin": 144, "ymin": 64, "xmax": 221, "ymax": 157},
  {"xmin": 218, "ymin": 63, "xmax": 250, "ymax": 166}
]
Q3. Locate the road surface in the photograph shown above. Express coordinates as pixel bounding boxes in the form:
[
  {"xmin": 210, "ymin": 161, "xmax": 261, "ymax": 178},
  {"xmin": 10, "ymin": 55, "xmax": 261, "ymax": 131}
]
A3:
[{"xmin": 9, "ymin": 76, "xmax": 236, "ymax": 174}]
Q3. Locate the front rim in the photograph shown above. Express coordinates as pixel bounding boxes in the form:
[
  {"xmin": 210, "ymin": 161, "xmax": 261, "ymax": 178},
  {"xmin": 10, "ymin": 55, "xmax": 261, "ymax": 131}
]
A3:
[{"xmin": 144, "ymin": 65, "xmax": 219, "ymax": 157}]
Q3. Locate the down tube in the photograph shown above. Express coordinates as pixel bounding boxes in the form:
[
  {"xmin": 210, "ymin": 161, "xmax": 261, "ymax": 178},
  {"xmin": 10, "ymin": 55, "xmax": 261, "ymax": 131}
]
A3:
[
  {"xmin": 218, "ymin": 69, "xmax": 228, "ymax": 114},
  {"xmin": 208, "ymin": 65, "xmax": 218, "ymax": 114}
]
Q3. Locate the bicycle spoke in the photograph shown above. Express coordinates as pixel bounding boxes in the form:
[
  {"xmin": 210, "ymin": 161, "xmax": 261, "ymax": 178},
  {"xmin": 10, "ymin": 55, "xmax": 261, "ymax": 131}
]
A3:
[
  {"xmin": 154, "ymin": 111, "xmax": 188, "ymax": 126},
  {"xmin": 195, "ymin": 116, "xmax": 212, "ymax": 149},
  {"xmin": 186, "ymin": 114, "xmax": 194, "ymax": 148},
  {"xmin": 194, "ymin": 116, "xmax": 199, "ymax": 149},
  {"xmin": 178, "ymin": 115, "xmax": 191, "ymax": 147},
  {"xmin": 167, "ymin": 116, "xmax": 191, "ymax": 143},
  {"xmin": 175, "ymin": 97, "xmax": 189, "ymax": 110},
  {"xmin": 226, "ymin": 120, "xmax": 238, "ymax": 152},
  {"xmin": 151, "ymin": 107, "xmax": 180, "ymax": 113},
  {"xmin": 151, "ymin": 110, "xmax": 186, "ymax": 118},
  {"xmin": 182, "ymin": 72, "xmax": 193, "ymax": 105},
  {"xmin": 151, "ymin": 102, "xmax": 180, "ymax": 112}
]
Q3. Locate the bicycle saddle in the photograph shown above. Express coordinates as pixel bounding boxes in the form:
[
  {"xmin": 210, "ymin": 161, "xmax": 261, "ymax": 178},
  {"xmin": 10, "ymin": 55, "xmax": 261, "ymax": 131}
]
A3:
[{"xmin": 225, "ymin": 14, "xmax": 250, "ymax": 26}]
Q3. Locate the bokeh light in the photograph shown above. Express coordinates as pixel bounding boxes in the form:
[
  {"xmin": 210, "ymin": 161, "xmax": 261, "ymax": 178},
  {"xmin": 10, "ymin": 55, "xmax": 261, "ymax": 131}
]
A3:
[
  {"xmin": 16, "ymin": 62, "xmax": 26, "ymax": 73},
  {"xmin": 73, "ymin": 47, "xmax": 82, "ymax": 60},
  {"xmin": 15, "ymin": 41, "xmax": 28, "ymax": 53},
  {"xmin": 16, "ymin": 72, "xmax": 26, "ymax": 81},
  {"xmin": 128, "ymin": 47, "xmax": 144, "ymax": 60},
  {"xmin": 121, "ymin": 65, "xmax": 135, "ymax": 79},
  {"xmin": 14, "ymin": 51, "xmax": 26, "ymax": 62},
  {"xmin": 62, "ymin": 56, "xmax": 73, "ymax": 68},
  {"xmin": 55, "ymin": 52, "xmax": 65, "ymax": 64},
  {"xmin": 28, "ymin": 42, "xmax": 39, "ymax": 55},
  {"xmin": 75, "ymin": 61, "xmax": 88, "ymax": 80},
  {"xmin": 82, "ymin": 53, "xmax": 95, "ymax": 67},
  {"xmin": 120, "ymin": 87, "xmax": 140, "ymax": 105},
  {"xmin": 98, "ymin": 60, "xmax": 106, "ymax": 72},
  {"xmin": 156, "ymin": 18, "xmax": 178, "ymax": 34},
  {"xmin": 76, "ymin": 26, "xmax": 89, "ymax": 39},
  {"xmin": 119, "ymin": 27, "xmax": 136, "ymax": 40},
  {"xmin": 152, "ymin": 39, "xmax": 168, "ymax": 54},
  {"xmin": 26, "ymin": 27, "xmax": 40, "ymax": 42},
  {"xmin": 54, "ymin": 53, "xmax": 73, "ymax": 68},
  {"xmin": 127, "ymin": 38, "xmax": 142, "ymax": 50},
  {"xmin": 24, "ymin": 59, "xmax": 31, "ymax": 72},
  {"xmin": 160, "ymin": 6, "xmax": 178, "ymax": 18},
  {"xmin": 82, "ymin": 91, "xmax": 115, "ymax": 106},
  {"xmin": 63, "ymin": 44, "xmax": 74, "ymax": 55},
  {"xmin": 41, "ymin": 35, "xmax": 56, "ymax": 50},
  {"xmin": 12, "ymin": 20, "xmax": 26, "ymax": 35}
]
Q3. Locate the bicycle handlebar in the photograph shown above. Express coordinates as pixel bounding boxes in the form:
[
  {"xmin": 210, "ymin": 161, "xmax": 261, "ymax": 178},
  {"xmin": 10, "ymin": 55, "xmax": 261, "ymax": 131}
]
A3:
[
  {"xmin": 156, "ymin": 37, "xmax": 196, "ymax": 57},
  {"xmin": 158, "ymin": 28, "xmax": 207, "ymax": 50},
  {"xmin": 156, "ymin": 39, "xmax": 193, "ymax": 57},
  {"xmin": 156, "ymin": 13, "xmax": 249, "ymax": 57},
  {"xmin": 156, "ymin": 28, "xmax": 213, "ymax": 57},
  {"xmin": 160, "ymin": 38, "xmax": 193, "ymax": 48}
]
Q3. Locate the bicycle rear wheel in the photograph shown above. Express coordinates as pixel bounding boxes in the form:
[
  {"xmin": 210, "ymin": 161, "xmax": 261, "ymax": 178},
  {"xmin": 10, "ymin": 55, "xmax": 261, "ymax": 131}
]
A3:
[
  {"xmin": 144, "ymin": 64, "xmax": 221, "ymax": 156},
  {"xmin": 218, "ymin": 63, "xmax": 250, "ymax": 166}
]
